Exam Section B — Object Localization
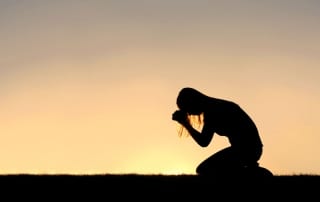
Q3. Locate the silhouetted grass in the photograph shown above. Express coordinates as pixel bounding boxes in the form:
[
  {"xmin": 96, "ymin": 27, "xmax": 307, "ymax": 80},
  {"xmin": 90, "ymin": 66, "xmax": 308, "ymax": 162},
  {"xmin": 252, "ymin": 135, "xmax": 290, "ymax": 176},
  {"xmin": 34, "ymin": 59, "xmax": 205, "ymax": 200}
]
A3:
[{"xmin": 0, "ymin": 174, "xmax": 319, "ymax": 200}]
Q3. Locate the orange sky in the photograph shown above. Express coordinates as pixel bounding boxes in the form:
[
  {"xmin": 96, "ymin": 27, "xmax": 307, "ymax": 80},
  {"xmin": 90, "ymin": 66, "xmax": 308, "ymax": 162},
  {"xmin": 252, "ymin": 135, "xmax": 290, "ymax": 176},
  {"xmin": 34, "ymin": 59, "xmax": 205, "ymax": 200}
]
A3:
[{"xmin": 0, "ymin": 0, "xmax": 319, "ymax": 175}]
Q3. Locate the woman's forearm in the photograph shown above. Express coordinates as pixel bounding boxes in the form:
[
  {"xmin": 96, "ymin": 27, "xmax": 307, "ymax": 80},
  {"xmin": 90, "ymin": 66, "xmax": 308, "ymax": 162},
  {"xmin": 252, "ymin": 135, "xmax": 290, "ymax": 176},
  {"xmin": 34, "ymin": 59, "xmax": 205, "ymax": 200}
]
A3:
[{"xmin": 183, "ymin": 123, "xmax": 210, "ymax": 147}]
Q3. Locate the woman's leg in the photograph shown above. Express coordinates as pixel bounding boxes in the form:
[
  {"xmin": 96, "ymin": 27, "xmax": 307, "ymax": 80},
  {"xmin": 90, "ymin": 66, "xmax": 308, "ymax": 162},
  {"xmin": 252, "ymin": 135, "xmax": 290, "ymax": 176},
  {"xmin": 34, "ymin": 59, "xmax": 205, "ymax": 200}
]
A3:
[
  {"xmin": 196, "ymin": 147, "xmax": 241, "ymax": 176},
  {"xmin": 236, "ymin": 145, "xmax": 262, "ymax": 168}
]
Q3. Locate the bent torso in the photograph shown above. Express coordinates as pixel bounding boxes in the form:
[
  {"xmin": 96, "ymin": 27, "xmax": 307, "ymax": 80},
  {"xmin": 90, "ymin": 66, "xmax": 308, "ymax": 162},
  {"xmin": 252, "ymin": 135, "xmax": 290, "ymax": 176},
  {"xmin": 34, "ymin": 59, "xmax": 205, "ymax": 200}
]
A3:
[{"xmin": 205, "ymin": 99, "xmax": 263, "ymax": 149}]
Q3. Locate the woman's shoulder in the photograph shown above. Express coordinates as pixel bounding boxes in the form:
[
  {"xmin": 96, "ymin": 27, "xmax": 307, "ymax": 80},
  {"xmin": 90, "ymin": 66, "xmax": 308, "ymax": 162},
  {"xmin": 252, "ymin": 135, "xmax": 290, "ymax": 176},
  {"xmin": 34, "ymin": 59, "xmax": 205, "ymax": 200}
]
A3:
[{"xmin": 210, "ymin": 97, "xmax": 238, "ymax": 107}]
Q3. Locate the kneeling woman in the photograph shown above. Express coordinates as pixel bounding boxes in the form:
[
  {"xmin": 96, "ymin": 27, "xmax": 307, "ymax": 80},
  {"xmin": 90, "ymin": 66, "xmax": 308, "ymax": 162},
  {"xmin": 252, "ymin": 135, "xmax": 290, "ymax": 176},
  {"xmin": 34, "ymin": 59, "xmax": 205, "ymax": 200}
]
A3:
[{"xmin": 172, "ymin": 87, "xmax": 263, "ymax": 176}]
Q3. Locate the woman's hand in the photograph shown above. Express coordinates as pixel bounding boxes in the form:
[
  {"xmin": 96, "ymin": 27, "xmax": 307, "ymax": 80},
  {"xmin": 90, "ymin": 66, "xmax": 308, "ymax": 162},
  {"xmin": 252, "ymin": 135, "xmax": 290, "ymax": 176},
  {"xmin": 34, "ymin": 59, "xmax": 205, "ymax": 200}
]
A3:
[{"xmin": 172, "ymin": 110, "xmax": 189, "ymax": 125}]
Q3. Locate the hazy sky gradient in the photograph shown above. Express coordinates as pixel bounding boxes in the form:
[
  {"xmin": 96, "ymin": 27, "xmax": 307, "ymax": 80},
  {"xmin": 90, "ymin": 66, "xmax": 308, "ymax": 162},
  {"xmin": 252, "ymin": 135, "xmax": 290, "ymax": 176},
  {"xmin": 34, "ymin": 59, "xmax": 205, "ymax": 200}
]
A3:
[{"xmin": 1, "ymin": 0, "xmax": 319, "ymax": 175}]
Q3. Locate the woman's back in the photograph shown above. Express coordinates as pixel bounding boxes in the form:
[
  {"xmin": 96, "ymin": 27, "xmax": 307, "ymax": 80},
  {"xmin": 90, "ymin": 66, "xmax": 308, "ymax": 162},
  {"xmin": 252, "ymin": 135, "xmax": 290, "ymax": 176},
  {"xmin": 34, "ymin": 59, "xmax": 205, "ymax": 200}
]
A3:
[{"xmin": 205, "ymin": 98, "xmax": 263, "ymax": 148}]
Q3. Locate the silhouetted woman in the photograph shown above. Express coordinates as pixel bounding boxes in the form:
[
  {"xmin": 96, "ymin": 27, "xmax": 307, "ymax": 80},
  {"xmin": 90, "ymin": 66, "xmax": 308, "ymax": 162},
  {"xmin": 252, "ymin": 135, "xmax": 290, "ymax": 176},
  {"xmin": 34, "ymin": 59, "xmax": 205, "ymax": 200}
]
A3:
[{"xmin": 172, "ymin": 87, "xmax": 264, "ymax": 176}]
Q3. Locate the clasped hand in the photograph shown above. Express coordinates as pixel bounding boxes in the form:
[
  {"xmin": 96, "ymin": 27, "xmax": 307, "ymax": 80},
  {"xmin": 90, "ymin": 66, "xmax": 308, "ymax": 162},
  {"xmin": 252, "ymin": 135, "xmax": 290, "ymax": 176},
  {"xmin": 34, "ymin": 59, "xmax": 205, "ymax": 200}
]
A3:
[{"xmin": 172, "ymin": 110, "xmax": 188, "ymax": 125}]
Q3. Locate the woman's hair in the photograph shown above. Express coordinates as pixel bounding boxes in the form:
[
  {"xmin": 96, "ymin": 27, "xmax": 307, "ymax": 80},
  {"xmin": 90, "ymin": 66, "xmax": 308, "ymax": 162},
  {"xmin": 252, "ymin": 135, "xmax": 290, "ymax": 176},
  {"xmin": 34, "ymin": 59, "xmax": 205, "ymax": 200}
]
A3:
[
  {"xmin": 177, "ymin": 113, "xmax": 204, "ymax": 137},
  {"xmin": 176, "ymin": 87, "xmax": 206, "ymax": 137},
  {"xmin": 176, "ymin": 87, "xmax": 206, "ymax": 110}
]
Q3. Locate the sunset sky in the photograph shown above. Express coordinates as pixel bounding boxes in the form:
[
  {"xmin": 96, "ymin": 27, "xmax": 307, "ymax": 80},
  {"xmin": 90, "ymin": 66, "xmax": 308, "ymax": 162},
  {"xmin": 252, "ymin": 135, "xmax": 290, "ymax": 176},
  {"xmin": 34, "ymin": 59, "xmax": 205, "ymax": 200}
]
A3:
[{"xmin": 1, "ymin": 0, "xmax": 319, "ymax": 175}]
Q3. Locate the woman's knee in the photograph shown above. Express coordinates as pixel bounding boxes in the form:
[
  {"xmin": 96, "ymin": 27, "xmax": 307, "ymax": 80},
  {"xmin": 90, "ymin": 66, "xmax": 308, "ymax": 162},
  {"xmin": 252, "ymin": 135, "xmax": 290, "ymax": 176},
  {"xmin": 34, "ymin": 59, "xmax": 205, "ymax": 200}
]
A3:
[{"xmin": 196, "ymin": 163, "xmax": 204, "ymax": 175}]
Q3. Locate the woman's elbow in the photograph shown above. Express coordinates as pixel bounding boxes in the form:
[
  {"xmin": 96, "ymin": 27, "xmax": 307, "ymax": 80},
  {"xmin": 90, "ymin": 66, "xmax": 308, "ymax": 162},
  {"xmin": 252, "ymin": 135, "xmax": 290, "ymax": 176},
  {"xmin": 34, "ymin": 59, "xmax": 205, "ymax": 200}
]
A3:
[
  {"xmin": 198, "ymin": 141, "xmax": 210, "ymax": 147},
  {"xmin": 197, "ymin": 135, "xmax": 213, "ymax": 147}
]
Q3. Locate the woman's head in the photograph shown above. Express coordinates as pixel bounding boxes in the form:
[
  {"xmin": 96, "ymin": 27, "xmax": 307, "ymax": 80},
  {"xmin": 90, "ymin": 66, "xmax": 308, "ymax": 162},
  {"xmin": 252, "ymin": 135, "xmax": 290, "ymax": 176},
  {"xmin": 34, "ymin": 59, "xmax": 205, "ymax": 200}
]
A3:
[
  {"xmin": 176, "ymin": 87, "xmax": 207, "ymax": 115},
  {"xmin": 176, "ymin": 87, "xmax": 206, "ymax": 136}
]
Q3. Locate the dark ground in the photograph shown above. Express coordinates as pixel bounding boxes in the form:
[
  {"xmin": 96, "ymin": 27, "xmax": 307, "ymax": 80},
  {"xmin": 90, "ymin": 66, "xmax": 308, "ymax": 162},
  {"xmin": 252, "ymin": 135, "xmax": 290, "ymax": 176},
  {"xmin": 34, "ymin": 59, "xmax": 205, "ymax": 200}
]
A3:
[{"xmin": 0, "ymin": 174, "xmax": 319, "ymax": 200}]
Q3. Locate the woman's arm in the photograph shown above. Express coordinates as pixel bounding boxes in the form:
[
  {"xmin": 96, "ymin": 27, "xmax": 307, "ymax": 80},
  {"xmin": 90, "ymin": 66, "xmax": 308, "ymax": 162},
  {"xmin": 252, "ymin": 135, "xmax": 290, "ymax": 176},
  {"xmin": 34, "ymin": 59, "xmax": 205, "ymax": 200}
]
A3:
[
  {"xmin": 183, "ymin": 122, "xmax": 214, "ymax": 147},
  {"xmin": 172, "ymin": 110, "xmax": 214, "ymax": 147}
]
